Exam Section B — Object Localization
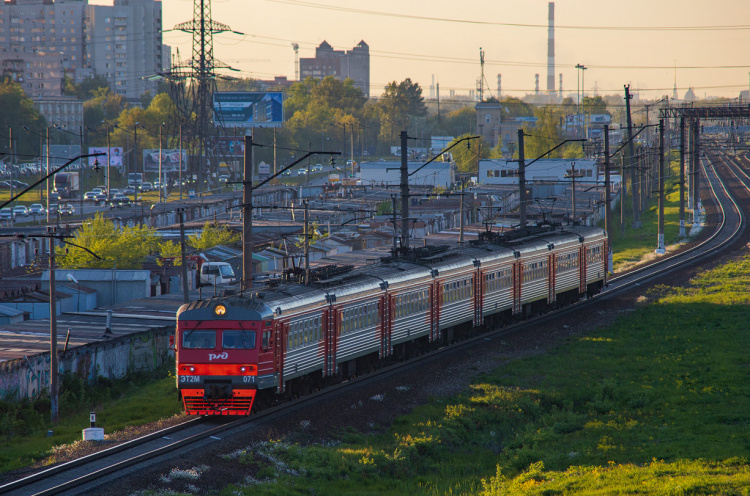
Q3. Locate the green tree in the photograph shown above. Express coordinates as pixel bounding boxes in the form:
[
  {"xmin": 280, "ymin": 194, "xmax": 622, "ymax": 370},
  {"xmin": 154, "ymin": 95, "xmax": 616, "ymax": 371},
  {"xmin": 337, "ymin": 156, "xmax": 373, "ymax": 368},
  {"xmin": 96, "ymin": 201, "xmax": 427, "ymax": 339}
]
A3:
[
  {"xmin": 582, "ymin": 95, "xmax": 608, "ymax": 116},
  {"xmin": 57, "ymin": 213, "xmax": 159, "ymax": 269},
  {"xmin": 188, "ymin": 222, "xmax": 240, "ymax": 251},
  {"xmin": 523, "ymin": 106, "xmax": 565, "ymax": 160},
  {"xmin": 63, "ymin": 75, "xmax": 110, "ymax": 100},
  {"xmin": 157, "ymin": 240, "xmax": 182, "ymax": 265},
  {"xmin": 0, "ymin": 77, "xmax": 47, "ymax": 156},
  {"xmin": 377, "ymin": 78, "xmax": 427, "ymax": 149},
  {"xmin": 449, "ymin": 134, "xmax": 490, "ymax": 173}
]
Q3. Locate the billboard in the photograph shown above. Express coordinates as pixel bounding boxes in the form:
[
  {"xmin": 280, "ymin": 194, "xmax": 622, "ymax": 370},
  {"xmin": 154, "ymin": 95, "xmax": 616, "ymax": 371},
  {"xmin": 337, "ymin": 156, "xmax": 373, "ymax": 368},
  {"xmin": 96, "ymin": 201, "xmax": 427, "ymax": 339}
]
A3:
[
  {"xmin": 88, "ymin": 147, "xmax": 124, "ymax": 168},
  {"xmin": 142, "ymin": 149, "xmax": 187, "ymax": 173},
  {"xmin": 213, "ymin": 92, "xmax": 284, "ymax": 128},
  {"xmin": 214, "ymin": 137, "xmax": 245, "ymax": 157}
]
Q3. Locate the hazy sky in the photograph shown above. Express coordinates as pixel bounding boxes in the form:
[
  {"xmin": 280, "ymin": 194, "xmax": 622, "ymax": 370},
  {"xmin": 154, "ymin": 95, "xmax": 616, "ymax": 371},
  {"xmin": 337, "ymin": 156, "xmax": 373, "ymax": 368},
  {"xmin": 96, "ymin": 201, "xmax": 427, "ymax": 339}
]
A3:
[{"xmin": 157, "ymin": 0, "xmax": 750, "ymax": 100}]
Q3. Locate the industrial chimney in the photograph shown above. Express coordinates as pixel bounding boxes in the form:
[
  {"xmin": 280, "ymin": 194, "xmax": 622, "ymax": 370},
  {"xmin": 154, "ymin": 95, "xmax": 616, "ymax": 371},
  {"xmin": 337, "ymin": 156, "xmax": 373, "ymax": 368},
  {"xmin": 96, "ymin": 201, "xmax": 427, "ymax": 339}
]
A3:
[
  {"xmin": 559, "ymin": 73, "xmax": 563, "ymax": 98},
  {"xmin": 547, "ymin": 2, "xmax": 555, "ymax": 93},
  {"xmin": 497, "ymin": 74, "xmax": 502, "ymax": 97},
  {"xmin": 535, "ymin": 74, "xmax": 540, "ymax": 95}
]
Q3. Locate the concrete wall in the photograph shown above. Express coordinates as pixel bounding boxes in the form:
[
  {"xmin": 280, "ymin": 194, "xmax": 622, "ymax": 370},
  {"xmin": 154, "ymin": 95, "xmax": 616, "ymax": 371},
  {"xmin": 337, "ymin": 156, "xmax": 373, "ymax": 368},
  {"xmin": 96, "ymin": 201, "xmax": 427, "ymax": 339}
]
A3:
[{"xmin": 0, "ymin": 326, "xmax": 174, "ymax": 401}]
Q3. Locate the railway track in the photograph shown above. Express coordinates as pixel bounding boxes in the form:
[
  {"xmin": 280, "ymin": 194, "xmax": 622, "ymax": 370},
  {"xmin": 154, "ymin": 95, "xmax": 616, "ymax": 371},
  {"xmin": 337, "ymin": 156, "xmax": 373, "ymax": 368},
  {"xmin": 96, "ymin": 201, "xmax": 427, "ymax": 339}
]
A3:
[{"xmin": 2, "ymin": 149, "xmax": 748, "ymax": 496}]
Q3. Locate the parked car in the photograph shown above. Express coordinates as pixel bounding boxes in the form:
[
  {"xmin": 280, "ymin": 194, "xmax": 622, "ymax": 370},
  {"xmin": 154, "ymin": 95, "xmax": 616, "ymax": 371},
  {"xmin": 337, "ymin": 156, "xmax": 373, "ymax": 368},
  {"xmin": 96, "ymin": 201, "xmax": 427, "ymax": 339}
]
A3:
[
  {"xmin": 29, "ymin": 203, "xmax": 46, "ymax": 215},
  {"xmin": 59, "ymin": 204, "xmax": 75, "ymax": 216},
  {"xmin": 0, "ymin": 181, "xmax": 10, "ymax": 189},
  {"xmin": 0, "ymin": 207, "xmax": 13, "ymax": 221},
  {"xmin": 12, "ymin": 205, "xmax": 28, "ymax": 217}
]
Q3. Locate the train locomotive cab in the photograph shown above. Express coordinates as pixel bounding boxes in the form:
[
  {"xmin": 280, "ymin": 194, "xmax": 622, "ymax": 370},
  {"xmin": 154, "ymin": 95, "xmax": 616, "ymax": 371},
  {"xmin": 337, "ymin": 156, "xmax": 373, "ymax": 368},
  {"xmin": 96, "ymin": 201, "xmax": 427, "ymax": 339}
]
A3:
[{"xmin": 176, "ymin": 298, "xmax": 272, "ymax": 415}]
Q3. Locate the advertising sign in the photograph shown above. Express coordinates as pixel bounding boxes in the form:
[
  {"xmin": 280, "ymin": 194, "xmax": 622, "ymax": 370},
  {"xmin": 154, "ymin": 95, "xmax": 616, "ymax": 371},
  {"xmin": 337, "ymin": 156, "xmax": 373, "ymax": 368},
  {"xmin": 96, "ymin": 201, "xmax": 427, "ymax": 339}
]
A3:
[
  {"xmin": 213, "ymin": 92, "xmax": 284, "ymax": 128},
  {"xmin": 214, "ymin": 137, "xmax": 245, "ymax": 157},
  {"xmin": 258, "ymin": 162, "xmax": 270, "ymax": 174},
  {"xmin": 88, "ymin": 147, "xmax": 124, "ymax": 168},
  {"xmin": 142, "ymin": 149, "xmax": 187, "ymax": 173}
]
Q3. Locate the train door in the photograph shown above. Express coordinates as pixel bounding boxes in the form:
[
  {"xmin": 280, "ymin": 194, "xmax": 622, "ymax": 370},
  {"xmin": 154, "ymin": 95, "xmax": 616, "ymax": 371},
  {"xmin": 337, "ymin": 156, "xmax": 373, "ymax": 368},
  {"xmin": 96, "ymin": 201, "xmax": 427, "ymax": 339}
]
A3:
[
  {"xmin": 579, "ymin": 244, "xmax": 587, "ymax": 294},
  {"xmin": 474, "ymin": 267, "xmax": 483, "ymax": 327},
  {"xmin": 325, "ymin": 306, "xmax": 340, "ymax": 378},
  {"xmin": 548, "ymin": 253, "xmax": 556, "ymax": 304},
  {"xmin": 379, "ymin": 294, "xmax": 391, "ymax": 358},
  {"xmin": 275, "ymin": 321, "xmax": 286, "ymax": 393},
  {"xmin": 513, "ymin": 262, "xmax": 522, "ymax": 315},
  {"xmin": 430, "ymin": 281, "xmax": 441, "ymax": 341}
]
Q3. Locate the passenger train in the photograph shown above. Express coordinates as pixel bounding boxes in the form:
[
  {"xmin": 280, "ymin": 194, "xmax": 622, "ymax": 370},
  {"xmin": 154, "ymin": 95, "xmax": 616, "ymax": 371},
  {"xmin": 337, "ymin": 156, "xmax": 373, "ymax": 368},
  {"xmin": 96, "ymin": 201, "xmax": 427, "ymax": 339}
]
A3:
[{"xmin": 174, "ymin": 225, "xmax": 607, "ymax": 415}]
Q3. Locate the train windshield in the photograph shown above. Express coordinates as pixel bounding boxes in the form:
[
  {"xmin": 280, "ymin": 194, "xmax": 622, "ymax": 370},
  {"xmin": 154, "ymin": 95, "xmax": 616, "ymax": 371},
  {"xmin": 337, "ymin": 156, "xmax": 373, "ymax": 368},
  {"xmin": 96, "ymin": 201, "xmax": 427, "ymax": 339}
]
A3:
[
  {"xmin": 222, "ymin": 330, "xmax": 256, "ymax": 349},
  {"xmin": 182, "ymin": 330, "xmax": 216, "ymax": 349}
]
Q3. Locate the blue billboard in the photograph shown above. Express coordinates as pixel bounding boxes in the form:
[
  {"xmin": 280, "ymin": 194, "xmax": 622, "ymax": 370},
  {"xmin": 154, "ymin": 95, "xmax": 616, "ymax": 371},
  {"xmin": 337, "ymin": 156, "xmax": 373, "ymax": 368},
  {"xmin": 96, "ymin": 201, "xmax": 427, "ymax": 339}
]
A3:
[{"xmin": 213, "ymin": 92, "xmax": 284, "ymax": 128}]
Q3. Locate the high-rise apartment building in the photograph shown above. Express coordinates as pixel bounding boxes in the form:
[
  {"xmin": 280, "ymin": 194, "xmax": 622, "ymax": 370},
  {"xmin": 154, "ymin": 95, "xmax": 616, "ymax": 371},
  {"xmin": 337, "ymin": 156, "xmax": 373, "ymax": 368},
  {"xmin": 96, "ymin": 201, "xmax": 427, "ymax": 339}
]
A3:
[
  {"xmin": 300, "ymin": 40, "xmax": 370, "ymax": 98},
  {"xmin": 0, "ymin": 0, "xmax": 167, "ymax": 101},
  {"xmin": 86, "ymin": 0, "xmax": 167, "ymax": 100}
]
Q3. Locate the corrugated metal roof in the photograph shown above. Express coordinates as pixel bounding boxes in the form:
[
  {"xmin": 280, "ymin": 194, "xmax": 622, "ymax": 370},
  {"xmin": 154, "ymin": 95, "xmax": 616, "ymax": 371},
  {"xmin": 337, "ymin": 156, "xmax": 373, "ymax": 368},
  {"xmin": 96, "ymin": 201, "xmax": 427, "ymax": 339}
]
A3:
[
  {"xmin": 0, "ymin": 304, "xmax": 25, "ymax": 317},
  {"xmin": 42, "ymin": 269, "xmax": 151, "ymax": 282}
]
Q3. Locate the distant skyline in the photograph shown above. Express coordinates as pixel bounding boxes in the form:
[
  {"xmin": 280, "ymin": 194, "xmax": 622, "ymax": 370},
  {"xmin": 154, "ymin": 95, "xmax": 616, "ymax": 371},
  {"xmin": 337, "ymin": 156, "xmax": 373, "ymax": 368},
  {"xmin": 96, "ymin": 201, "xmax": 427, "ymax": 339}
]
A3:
[{"xmin": 153, "ymin": 0, "xmax": 750, "ymax": 100}]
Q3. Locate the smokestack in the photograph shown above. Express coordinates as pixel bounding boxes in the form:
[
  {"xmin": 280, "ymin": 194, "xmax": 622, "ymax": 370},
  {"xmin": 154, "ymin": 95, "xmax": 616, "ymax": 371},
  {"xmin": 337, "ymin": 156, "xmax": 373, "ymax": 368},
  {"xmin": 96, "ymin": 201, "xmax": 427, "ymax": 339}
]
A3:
[
  {"xmin": 559, "ymin": 73, "xmax": 563, "ymax": 98},
  {"xmin": 497, "ymin": 74, "xmax": 502, "ymax": 97},
  {"xmin": 547, "ymin": 2, "xmax": 555, "ymax": 93},
  {"xmin": 535, "ymin": 74, "xmax": 540, "ymax": 94}
]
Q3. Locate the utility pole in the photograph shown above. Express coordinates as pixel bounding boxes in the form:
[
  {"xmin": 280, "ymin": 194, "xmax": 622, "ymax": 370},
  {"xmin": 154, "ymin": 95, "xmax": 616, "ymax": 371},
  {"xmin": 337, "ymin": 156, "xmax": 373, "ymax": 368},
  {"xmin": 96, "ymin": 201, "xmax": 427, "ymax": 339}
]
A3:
[
  {"xmin": 400, "ymin": 131, "xmax": 409, "ymax": 250},
  {"xmin": 692, "ymin": 119, "xmax": 701, "ymax": 227},
  {"xmin": 8, "ymin": 127, "xmax": 14, "ymax": 220},
  {"xmin": 304, "ymin": 200, "xmax": 310, "ymax": 285},
  {"xmin": 603, "ymin": 125, "xmax": 612, "ymax": 264},
  {"xmin": 619, "ymin": 154, "xmax": 625, "ymax": 236},
  {"xmin": 564, "ymin": 161, "xmax": 585, "ymax": 223},
  {"xmin": 391, "ymin": 195, "xmax": 398, "ymax": 253},
  {"xmin": 48, "ymin": 227, "xmax": 58, "ymax": 422},
  {"xmin": 243, "ymin": 133, "xmax": 253, "ymax": 289},
  {"xmin": 458, "ymin": 178, "xmax": 465, "ymax": 245},
  {"xmin": 46, "ymin": 127, "xmax": 50, "ymax": 224},
  {"xmin": 624, "ymin": 85, "xmax": 640, "ymax": 227},
  {"xmin": 179, "ymin": 209, "xmax": 190, "ymax": 303},
  {"xmin": 656, "ymin": 119, "xmax": 666, "ymax": 254},
  {"xmin": 179, "ymin": 124, "xmax": 183, "ymax": 201},
  {"xmin": 679, "ymin": 117, "xmax": 686, "ymax": 237},
  {"xmin": 517, "ymin": 129, "xmax": 527, "ymax": 227}
]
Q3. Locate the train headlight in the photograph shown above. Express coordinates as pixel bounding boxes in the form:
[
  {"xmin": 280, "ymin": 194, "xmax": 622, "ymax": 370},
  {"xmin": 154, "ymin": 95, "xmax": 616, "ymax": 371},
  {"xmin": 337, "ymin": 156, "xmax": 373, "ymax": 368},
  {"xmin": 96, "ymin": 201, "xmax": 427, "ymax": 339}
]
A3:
[
  {"xmin": 214, "ymin": 304, "xmax": 227, "ymax": 316},
  {"xmin": 189, "ymin": 366, "xmax": 196, "ymax": 373},
  {"xmin": 240, "ymin": 366, "xmax": 246, "ymax": 373}
]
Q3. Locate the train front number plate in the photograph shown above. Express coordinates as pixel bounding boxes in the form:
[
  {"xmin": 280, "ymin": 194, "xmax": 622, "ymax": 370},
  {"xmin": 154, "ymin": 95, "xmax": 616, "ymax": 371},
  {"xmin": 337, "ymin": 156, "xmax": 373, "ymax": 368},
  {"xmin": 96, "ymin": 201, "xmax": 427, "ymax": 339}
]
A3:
[{"xmin": 179, "ymin": 375, "xmax": 201, "ymax": 383}]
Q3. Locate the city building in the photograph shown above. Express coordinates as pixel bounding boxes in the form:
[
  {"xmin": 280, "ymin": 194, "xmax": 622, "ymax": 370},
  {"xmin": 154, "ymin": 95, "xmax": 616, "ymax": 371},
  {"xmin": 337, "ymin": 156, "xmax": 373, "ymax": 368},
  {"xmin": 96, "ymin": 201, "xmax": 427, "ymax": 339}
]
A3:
[
  {"xmin": 300, "ymin": 40, "xmax": 370, "ymax": 98},
  {"xmin": 0, "ymin": 0, "xmax": 167, "ymax": 102},
  {"xmin": 86, "ymin": 0, "xmax": 167, "ymax": 101},
  {"xmin": 0, "ymin": 48, "xmax": 64, "ymax": 98}
]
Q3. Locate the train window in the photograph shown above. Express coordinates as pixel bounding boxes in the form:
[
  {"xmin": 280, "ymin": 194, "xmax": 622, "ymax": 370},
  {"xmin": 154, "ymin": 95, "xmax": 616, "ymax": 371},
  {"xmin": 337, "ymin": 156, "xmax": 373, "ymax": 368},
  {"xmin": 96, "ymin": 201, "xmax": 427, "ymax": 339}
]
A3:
[
  {"xmin": 222, "ymin": 330, "xmax": 256, "ymax": 349},
  {"xmin": 182, "ymin": 330, "xmax": 216, "ymax": 349},
  {"xmin": 262, "ymin": 331, "xmax": 270, "ymax": 350}
]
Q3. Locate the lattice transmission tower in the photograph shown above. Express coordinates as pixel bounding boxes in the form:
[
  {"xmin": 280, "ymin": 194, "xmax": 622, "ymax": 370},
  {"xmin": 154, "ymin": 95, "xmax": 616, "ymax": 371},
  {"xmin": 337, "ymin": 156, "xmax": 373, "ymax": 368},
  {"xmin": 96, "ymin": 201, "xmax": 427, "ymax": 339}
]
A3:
[{"xmin": 161, "ymin": 0, "xmax": 241, "ymax": 191}]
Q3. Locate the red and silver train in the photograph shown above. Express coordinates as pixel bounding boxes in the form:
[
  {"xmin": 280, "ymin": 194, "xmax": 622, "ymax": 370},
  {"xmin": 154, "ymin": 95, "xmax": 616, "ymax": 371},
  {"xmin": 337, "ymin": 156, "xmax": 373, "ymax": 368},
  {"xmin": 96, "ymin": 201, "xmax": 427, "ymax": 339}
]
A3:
[{"xmin": 174, "ymin": 225, "xmax": 607, "ymax": 415}]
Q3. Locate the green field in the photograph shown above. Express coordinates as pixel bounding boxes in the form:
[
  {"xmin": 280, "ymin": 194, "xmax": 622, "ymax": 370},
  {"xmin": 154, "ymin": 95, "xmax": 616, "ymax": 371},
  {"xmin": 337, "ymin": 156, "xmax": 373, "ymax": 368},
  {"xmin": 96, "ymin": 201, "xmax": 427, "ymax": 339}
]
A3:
[{"xmin": 211, "ymin": 256, "xmax": 750, "ymax": 495}]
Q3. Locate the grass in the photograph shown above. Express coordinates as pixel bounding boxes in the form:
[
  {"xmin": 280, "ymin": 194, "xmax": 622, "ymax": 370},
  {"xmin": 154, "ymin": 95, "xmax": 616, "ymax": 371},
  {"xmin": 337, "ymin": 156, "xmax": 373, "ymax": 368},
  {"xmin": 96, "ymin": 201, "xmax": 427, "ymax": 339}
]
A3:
[
  {"xmin": 0, "ymin": 363, "xmax": 183, "ymax": 475},
  {"xmin": 211, "ymin": 256, "xmax": 750, "ymax": 495},
  {"xmin": 609, "ymin": 151, "xmax": 695, "ymax": 272}
]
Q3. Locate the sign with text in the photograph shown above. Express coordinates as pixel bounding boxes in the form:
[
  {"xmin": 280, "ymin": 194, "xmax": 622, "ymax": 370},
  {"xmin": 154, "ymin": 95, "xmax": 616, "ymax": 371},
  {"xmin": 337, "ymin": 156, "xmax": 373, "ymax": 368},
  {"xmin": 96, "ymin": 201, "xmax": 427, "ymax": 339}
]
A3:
[
  {"xmin": 213, "ymin": 92, "xmax": 284, "ymax": 128},
  {"xmin": 88, "ymin": 147, "xmax": 124, "ymax": 168},
  {"xmin": 142, "ymin": 149, "xmax": 187, "ymax": 173}
]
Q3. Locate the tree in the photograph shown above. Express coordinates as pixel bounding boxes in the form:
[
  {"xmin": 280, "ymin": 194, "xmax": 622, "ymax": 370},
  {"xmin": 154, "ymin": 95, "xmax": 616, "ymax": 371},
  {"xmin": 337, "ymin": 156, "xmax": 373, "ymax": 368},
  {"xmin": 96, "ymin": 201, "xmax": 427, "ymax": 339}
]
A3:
[
  {"xmin": 188, "ymin": 222, "xmax": 240, "ymax": 251},
  {"xmin": 63, "ymin": 75, "xmax": 110, "ymax": 101},
  {"xmin": 57, "ymin": 213, "xmax": 160, "ymax": 269},
  {"xmin": 0, "ymin": 77, "xmax": 46, "ymax": 156},
  {"xmin": 523, "ymin": 106, "xmax": 565, "ymax": 160},
  {"xmin": 377, "ymin": 78, "xmax": 427, "ymax": 149},
  {"xmin": 157, "ymin": 240, "xmax": 182, "ymax": 265},
  {"xmin": 449, "ymin": 134, "xmax": 489, "ymax": 173}
]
